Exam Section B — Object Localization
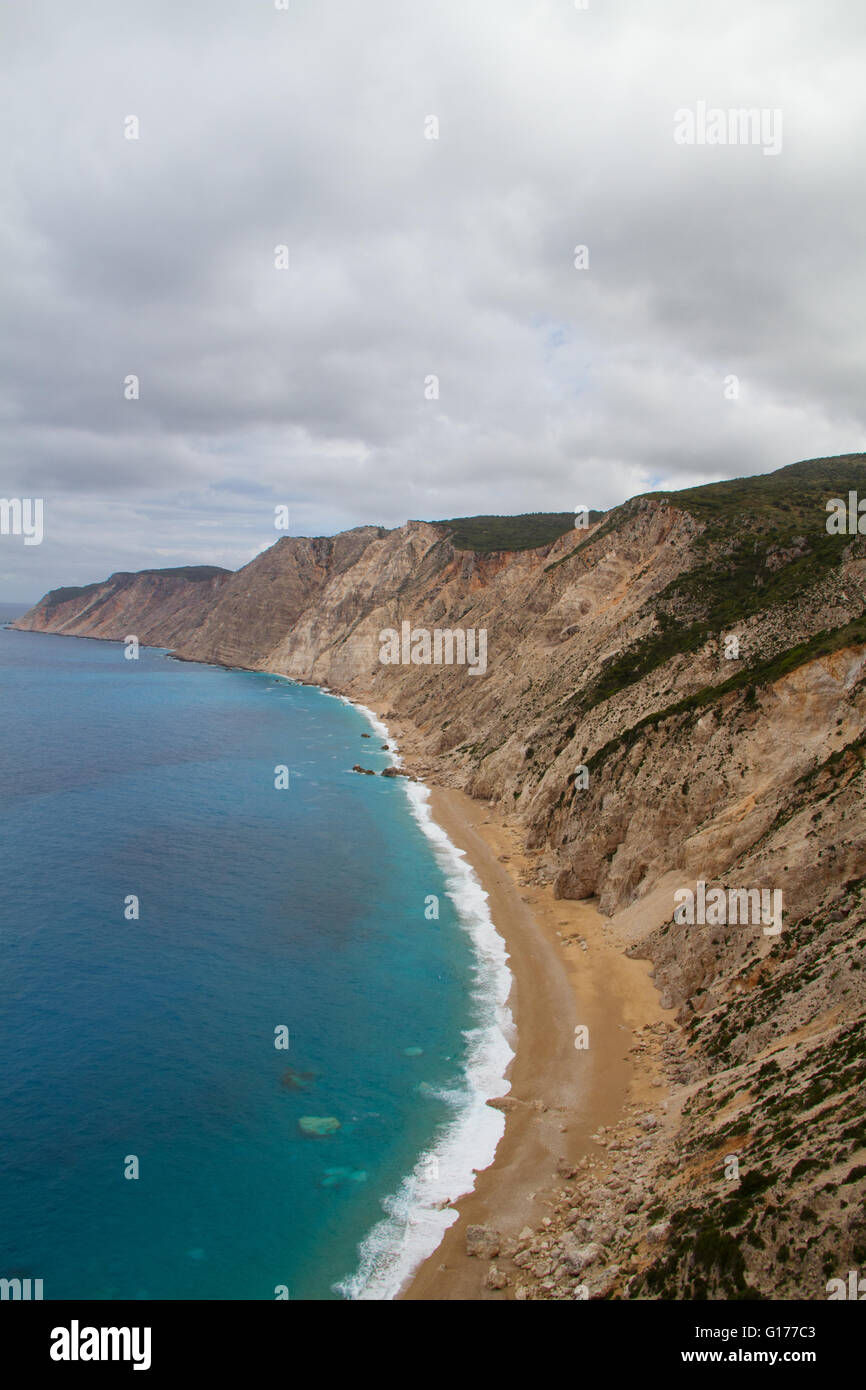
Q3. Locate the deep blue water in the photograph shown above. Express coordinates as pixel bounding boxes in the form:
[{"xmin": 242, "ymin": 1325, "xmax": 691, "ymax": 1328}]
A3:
[{"xmin": 0, "ymin": 613, "xmax": 493, "ymax": 1300}]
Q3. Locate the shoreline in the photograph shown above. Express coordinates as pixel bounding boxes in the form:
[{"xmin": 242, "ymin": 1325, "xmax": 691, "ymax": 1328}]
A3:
[
  {"xmin": 352, "ymin": 697, "xmax": 673, "ymax": 1301},
  {"xmin": 331, "ymin": 694, "xmax": 516, "ymax": 1300}
]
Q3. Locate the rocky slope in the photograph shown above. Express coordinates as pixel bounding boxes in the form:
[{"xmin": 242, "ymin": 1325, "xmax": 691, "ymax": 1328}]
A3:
[{"xmin": 15, "ymin": 453, "xmax": 866, "ymax": 1300}]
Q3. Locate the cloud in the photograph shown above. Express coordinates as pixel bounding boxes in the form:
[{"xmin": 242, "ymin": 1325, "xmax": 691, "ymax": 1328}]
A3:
[{"xmin": 1, "ymin": 0, "xmax": 865, "ymax": 597}]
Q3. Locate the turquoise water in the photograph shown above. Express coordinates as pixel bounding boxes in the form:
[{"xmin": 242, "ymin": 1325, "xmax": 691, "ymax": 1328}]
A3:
[{"xmin": 0, "ymin": 617, "xmax": 510, "ymax": 1299}]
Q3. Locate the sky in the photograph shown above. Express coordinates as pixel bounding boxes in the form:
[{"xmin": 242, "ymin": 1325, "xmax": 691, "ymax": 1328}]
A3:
[{"xmin": 2, "ymin": 0, "xmax": 865, "ymax": 601}]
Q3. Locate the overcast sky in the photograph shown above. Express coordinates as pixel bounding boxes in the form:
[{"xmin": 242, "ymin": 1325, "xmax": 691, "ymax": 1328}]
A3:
[{"xmin": 2, "ymin": 0, "xmax": 865, "ymax": 601}]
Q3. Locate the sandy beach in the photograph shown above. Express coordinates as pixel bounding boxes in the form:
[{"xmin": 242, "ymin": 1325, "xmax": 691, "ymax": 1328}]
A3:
[{"xmin": 354, "ymin": 700, "xmax": 672, "ymax": 1301}]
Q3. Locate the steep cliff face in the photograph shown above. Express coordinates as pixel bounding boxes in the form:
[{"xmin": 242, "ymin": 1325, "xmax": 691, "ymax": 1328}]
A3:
[
  {"xmin": 173, "ymin": 526, "xmax": 390, "ymax": 668},
  {"xmin": 14, "ymin": 455, "xmax": 866, "ymax": 1298}
]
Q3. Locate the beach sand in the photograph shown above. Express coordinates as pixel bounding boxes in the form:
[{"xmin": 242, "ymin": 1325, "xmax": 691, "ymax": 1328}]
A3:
[
  {"xmin": 397, "ymin": 784, "xmax": 669, "ymax": 1299},
  {"xmin": 350, "ymin": 697, "xmax": 673, "ymax": 1299}
]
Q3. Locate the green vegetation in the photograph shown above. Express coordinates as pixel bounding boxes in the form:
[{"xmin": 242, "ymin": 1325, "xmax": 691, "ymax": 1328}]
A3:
[
  {"xmin": 718, "ymin": 1169, "xmax": 778, "ymax": 1229},
  {"xmin": 638, "ymin": 1206, "xmax": 763, "ymax": 1299},
  {"xmin": 647, "ymin": 453, "xmax": 866, "ymax": 532},
  {"xmin": 125, "ymin": 566, "xmax": 230, "ymax": 582},
  {"xmin": 545, "ymin": 452, "xmax": 866, "ymax": 575},
  {"xmin": 433, "ymin": 512, "xmax": 603, "ymax": 554}
]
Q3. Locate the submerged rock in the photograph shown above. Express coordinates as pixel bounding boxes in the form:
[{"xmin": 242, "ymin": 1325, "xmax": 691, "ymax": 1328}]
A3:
[
  {"xmin": 321, "ymin": 1166, "xmax": 367, "ymax": 1187},
  {"xmin": 299, "ymin": 1116, "xmax": 341, "ymax": 1137},
  {"xmin": 280, "ymin": 1067, "xmax": 315, "ymax": 1090}
]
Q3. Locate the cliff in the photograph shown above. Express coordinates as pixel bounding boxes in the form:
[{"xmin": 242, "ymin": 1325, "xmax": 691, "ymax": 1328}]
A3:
[{"xmin": 15, "ymin": 457, "xmax": 866, "ymax": 1298}]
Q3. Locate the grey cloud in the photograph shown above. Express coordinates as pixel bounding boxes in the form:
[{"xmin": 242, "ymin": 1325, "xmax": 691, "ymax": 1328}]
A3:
[{"xmin": 1, "ymin": 0, "xmax": 865, "ymax": 599}]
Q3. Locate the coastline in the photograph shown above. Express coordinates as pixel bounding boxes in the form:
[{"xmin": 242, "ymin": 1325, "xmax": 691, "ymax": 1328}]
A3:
[
  {"xmin": 350, "ymin": 697, "xmax": 674, "ymax": 1301},
  {"xmin": 330, "ymin": 694, "xmax": 516, "ymax": 1300}
]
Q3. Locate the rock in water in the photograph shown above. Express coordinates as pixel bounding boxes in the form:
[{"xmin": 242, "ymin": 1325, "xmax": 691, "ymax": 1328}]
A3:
[
  {"xmin": 280, "ymin": 1066, "xmax": 315, "ymax": 1090},
  {"xmin": 299, "ymin": 1116, "xmax": 341, "ymax": 1137}
]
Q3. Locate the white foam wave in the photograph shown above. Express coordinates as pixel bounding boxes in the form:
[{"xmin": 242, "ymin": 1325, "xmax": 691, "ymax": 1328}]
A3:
[{"xmin": 327, "ymin": 696, "xmax": 515, "ymax": 1300}]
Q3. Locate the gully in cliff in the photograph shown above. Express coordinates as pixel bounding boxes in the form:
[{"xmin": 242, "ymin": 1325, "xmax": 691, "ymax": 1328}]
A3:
[{"xmin": 378, "ymin": 621, "xmax": 487, "ymax": 675}]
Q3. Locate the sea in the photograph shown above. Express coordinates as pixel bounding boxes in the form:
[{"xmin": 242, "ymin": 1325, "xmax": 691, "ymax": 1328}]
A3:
[{"xmin": 0, "ymin": 605, "xmax": 513, "ymax": 1300}]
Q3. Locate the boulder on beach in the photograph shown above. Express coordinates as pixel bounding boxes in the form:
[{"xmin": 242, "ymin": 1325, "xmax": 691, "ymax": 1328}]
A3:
[
  {"xmin": 466, "ymin": 1225, "xmax": 501, "ymax": 1258},
  {"xmin": 299, "ymin": 1116, "xmax": 341, "ymax": 1137},
  {"xmin": 558, "ymin": 1236, "xmax": 601, "ymax": 1275}
]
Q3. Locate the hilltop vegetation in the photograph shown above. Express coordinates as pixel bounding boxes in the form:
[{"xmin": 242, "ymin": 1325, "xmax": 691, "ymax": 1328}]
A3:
[
  {"xmin": 121, "ymin": 565, "xmax": 231, "ymax": 582},
  {"xmin": 650, "ymin": 453, "xmax": 866, "ymax": 536},
  {"xmin": 433, "ymin": 511, "xmax": 604, "ymax": 553}
]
